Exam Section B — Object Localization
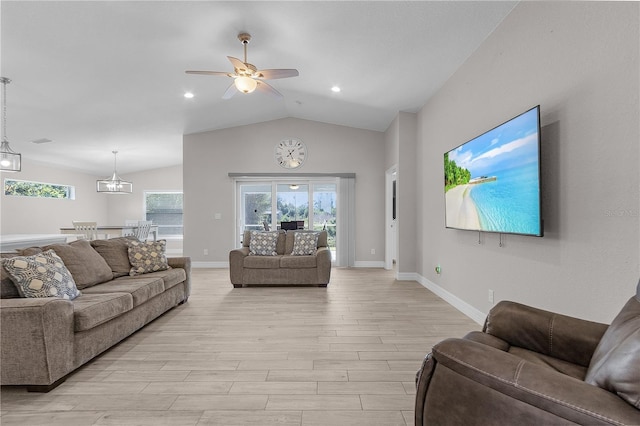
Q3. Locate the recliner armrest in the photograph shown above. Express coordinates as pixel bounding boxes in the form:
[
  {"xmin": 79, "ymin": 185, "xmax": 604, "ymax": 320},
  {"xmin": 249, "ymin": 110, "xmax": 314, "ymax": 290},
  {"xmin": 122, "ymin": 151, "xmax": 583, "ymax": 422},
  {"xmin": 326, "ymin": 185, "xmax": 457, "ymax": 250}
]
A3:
[
  {"xmin": 432, "ymin": 338, "xmax": 640, "ymax": 425},
  {"xmin": 484, "ymin": 301, "xmax": 609, "ymax": 367}
]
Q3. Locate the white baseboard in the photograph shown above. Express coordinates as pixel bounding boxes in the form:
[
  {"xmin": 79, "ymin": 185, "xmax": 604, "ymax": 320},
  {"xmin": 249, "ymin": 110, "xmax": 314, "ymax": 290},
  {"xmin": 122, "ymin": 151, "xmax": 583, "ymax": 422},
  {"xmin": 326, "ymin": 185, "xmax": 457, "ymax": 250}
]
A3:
[
  {"xmin": 192, "ymin": 261, "xmax": 229, "ymax": 268},
  {"xmin": 193, "ymin": 261, "xmax": 387, "ymax": 269},
  {"xmin": 353, "ymin": 261, "xmax": 386, "ymax": 268},
  {"xmin": 397, "ymin": 273, "xmax": 486, "ymax": 325},
  {"xmin": 397, "ymin": 272, "xmax": 419, "ymax": 281}
]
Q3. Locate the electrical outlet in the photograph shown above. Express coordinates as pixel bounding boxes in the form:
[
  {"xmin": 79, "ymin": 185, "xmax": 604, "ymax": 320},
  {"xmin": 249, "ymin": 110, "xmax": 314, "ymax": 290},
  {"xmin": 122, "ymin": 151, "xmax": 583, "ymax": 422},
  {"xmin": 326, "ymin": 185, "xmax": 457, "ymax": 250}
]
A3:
[
  {"xmin": 203, "ymin": 249, "xmax": 208, "ymax": 256},
  {"xmin": 488, "ymin": 289, "xmax": 494, "ymax": 304},
  {"xmin": 370, "ymin": 248, "xmax": 375, "ymax": 255}
]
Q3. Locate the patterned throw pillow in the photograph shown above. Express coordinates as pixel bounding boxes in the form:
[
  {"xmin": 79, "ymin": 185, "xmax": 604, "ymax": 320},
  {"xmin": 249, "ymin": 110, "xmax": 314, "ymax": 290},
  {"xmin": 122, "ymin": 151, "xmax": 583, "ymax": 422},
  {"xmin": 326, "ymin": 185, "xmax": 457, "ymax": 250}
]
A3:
[
  {"xmin": 291, "ymin": 232, "xmax": 320, "ymax": 256},
  {"xmin": 249, "ymin": 231, "xmax": 279, "ymax": 256},
  {"xmin": 126, "ymin": 240, "xmax": 170, "ymax": 276},
  {"xmin": 1, "ymin": 250, "xmax": 81, "ymax": 300}
]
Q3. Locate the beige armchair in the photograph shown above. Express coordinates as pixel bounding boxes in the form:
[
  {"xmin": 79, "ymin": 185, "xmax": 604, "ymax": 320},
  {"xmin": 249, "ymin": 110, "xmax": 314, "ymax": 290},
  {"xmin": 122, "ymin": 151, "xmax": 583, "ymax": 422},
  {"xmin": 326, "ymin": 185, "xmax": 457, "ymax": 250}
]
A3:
[{"xmin": 415, "ymin": 280, "xmax": 640, "ymax": 425}]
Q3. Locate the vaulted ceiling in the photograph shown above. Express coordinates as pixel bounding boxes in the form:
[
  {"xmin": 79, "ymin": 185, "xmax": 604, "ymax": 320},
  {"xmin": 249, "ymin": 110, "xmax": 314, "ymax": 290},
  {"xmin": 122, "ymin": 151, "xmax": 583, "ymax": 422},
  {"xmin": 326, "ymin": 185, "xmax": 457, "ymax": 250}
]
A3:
[{"xmin": 1, "ymin": 1, "xmax": 516, "ymax": 176}]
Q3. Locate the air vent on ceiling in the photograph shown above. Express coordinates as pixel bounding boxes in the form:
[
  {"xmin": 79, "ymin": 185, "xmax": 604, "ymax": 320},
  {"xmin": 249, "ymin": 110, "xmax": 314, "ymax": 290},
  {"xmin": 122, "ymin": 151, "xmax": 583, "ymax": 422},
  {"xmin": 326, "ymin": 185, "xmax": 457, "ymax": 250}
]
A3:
[{"xmin": 31, "ymin": 138, "xmax": 53, "ymax": 144}]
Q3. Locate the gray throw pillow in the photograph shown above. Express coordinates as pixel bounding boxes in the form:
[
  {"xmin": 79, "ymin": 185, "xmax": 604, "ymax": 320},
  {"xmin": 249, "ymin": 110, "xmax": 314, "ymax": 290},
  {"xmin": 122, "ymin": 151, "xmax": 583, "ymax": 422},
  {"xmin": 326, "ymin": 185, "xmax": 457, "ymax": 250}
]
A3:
[
  {"xmin": 249, "ymin": 231, "xmax": 279, "ymax": 256},
  {"xmin": 126, "ymin": 239, "xmax": 170, "ymax": 276},
  {"xmin": 2, "ymin": 250, "xmax": 81, "ymax": 300},
  {"xmin": 291, "ymin": 231, "xmax": 320, "ymax": 256}
]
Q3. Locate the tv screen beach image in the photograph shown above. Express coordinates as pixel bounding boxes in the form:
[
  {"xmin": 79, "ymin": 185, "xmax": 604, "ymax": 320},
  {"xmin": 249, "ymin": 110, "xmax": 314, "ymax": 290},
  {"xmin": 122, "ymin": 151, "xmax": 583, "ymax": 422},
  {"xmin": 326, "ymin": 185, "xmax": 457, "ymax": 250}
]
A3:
[{"xmin": 444, "ymin": 107, "xmax": 542, "ymax": 236}]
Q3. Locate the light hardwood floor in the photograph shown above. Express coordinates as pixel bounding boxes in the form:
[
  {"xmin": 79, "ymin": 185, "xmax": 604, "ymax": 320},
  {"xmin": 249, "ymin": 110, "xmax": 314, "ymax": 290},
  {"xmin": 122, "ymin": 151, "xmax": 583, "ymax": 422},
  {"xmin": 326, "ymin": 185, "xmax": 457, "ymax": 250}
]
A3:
[{"xmin": 0, "ymin": 267, "xmax": 479, "ymax": 426}]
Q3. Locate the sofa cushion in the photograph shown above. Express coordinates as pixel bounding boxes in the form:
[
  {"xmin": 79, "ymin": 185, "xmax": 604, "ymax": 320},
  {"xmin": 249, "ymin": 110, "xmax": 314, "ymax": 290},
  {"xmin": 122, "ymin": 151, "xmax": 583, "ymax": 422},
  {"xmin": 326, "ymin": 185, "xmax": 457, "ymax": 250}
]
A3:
[
  {"xmin": 291, "ymin": 231, "xmax": 320, "ymax": 256},
  {"xmin": 72, "ymin": 292, "xmax": 134, "ymax": 331},
  {"xmin": 2, "ymin": 250, "xmax": 81, "ymax": 300},
  {"xmin": 90, "ymin": 236, "xmax": 137, "ymax": 278},
  {"xmin": 243, "ymin": 255, "xmax": 282, "ymax": 269},
  {"xmin": 116, "ymin": 268, "xmax": 186, "ymax": 291},
  {"xmin": 35, "ymin": 240, "xmax": 113, "ymax": 289},
  {"xmin": 81, "ymin": 277, "xmax": 164, "ymax": 307},
  {"xmin": 280, "ymin": 255, "xmax": 317, "ymax": 269},
  {"xmin": 126, "ymin": 239, "xmax": 170, "ymax": 276},
  {"xmin": 249, "ymin": 231, "xmax": 279, "ymax": 256},
  {"xmin": 585, "ymin": 281, "xmax": 640, "ymax": 408}
]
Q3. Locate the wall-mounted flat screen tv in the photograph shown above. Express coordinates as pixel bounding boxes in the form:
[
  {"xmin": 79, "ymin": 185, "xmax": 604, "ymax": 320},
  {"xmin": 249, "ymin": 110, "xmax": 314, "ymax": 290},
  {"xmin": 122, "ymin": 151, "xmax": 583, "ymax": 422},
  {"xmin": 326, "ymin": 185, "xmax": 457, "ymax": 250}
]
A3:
[{"xmin": 444, "ymin": 105, "xmax": 542, "ymax": 237}]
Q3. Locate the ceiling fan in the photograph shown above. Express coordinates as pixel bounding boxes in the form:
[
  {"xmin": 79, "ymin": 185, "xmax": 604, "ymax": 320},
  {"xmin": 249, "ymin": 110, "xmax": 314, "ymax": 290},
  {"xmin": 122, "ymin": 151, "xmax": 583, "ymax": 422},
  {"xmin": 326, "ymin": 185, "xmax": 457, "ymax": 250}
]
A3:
[{"xmin": 186, "ymin": 33, "xmax": 299, "ymax": 100}]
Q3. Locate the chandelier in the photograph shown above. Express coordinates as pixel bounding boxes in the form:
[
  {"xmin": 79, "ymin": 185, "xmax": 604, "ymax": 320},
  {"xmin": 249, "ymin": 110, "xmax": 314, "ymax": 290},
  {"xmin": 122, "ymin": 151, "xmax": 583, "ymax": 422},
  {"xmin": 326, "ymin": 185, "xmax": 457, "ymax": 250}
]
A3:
[
  {"xmin": 0, "ymin": 77, "xmax": 21, "ymax": 172},
  {"xmin": 96, "ymin": 151, "xmax": 133, "ymax": 194}
]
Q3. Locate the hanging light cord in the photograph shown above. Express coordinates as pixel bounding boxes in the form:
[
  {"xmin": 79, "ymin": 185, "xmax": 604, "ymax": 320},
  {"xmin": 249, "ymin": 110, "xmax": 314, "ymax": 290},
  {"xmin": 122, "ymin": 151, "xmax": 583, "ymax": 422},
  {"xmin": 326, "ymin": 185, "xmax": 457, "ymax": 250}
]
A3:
[{"xmin": 1, "ymin": 77, "xmax": 10, "ymax": 143}]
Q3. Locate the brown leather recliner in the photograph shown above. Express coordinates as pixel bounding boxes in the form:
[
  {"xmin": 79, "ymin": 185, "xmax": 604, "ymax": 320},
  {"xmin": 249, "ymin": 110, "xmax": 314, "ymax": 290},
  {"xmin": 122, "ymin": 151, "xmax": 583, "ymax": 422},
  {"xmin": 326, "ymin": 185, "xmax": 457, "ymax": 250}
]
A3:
[{"xmin": 415, "ymin": 280, "xmax": 640, "ymax": 425}]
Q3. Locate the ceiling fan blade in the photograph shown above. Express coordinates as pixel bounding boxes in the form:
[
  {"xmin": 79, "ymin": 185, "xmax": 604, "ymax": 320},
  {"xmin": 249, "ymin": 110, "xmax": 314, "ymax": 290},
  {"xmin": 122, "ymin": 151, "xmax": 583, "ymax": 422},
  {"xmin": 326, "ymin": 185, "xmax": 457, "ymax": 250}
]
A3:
[
  {"xmin": 222, "ymin": 82, "xmax": 238, "ymax": 100},
  {"xmin": 227, "ymin": 56, "xmax": 248, "ymax": 72},
  {"xmin": 255, "ymin": 69, "xmax": 299, "ymax": 80},
  {"xmin": 255, "ymin": 80, "xmax": 283, "ymax": 99},
  {"xmin": 185, "ymin": 70, "xmax": 230, "ymax": 76}
]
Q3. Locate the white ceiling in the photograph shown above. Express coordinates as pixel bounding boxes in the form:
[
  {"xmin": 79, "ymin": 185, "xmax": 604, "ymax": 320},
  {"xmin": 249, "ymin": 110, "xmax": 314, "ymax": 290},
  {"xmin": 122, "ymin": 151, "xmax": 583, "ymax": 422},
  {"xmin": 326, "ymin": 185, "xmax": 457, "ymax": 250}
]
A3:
[{"xmin": 1, "ymin": 1, "xmax": 516, "ymax": 176}]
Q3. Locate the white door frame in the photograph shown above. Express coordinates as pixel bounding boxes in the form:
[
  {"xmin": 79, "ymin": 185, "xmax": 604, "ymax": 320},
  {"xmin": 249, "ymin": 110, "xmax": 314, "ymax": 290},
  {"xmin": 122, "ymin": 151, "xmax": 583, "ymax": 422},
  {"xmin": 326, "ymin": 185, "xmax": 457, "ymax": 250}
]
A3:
[{"xmin": 385, "ymin": 165, "xmax": 398, "ymax": 272}]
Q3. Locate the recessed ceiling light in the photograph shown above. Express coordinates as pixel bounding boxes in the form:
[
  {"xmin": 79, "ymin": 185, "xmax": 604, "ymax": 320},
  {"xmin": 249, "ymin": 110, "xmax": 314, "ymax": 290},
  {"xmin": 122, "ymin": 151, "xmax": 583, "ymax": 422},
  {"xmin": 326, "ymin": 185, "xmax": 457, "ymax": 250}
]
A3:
[
  {"xmin": 184, "ymin": 92, "xmax": 194, "ymax": 99},
  {"xmin": 331, "ymin": 86, "xmax": 341, "ymax": 93}
]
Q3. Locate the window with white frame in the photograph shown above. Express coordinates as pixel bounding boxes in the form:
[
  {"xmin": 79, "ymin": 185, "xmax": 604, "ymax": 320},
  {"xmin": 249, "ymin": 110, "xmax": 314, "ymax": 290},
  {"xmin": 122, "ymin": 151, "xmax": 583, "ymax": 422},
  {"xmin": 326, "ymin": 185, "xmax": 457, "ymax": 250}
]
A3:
[
  {"xmin": 4, "ymin": 178, "xmax": 75, "ymax": 199},
  {"xmin": 144, "ymin": 191, "xmax": 183, "ymax": 238}
]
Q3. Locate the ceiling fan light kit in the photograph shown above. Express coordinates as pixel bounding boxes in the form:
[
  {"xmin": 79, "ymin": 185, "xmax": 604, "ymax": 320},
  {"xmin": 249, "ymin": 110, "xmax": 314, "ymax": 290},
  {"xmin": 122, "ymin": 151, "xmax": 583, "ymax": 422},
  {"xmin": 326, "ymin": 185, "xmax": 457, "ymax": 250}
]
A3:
[
  {"xmin": 235, "ymin": 76, "xmax": 258, "ymax": 94},
  {"xmin": 186, "ymin": 32, "xmax": 299, "ymax": 100}
]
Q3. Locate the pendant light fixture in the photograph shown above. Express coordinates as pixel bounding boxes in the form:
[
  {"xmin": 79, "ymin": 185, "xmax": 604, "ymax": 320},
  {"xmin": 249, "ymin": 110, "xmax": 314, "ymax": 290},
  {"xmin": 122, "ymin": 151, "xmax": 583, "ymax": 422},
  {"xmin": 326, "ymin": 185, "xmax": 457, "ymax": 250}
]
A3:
[
  {"xmin": 96, "ymin": 151, "xmax": 133, "ymax": 194},
  {"xmin": 0, "ymin": 77, "xmax": 21, "ymax": 172}
]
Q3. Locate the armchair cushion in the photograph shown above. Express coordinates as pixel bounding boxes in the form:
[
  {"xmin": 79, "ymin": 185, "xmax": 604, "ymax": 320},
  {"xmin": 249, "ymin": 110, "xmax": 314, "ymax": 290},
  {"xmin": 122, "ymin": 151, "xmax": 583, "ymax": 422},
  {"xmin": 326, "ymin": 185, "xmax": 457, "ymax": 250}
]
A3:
[{"xmin": 585, "ymin": 284, "xmax": 640, "ymax": 409}]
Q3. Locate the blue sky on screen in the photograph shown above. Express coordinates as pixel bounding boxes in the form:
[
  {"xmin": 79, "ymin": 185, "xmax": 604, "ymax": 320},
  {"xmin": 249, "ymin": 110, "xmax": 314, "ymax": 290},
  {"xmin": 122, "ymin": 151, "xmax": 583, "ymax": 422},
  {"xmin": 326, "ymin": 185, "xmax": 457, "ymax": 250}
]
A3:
[{"xmin": 449, "ymin": 108, "xmax": 539, "ymax": 177}]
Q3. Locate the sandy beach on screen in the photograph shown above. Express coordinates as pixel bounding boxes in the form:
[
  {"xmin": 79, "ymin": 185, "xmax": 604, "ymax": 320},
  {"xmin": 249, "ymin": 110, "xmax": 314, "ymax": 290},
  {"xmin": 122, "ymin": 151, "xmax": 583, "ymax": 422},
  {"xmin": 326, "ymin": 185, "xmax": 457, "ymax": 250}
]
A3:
[{"xmin": 445, "ymin": 185, "xmax": 481, "ymax": 230}]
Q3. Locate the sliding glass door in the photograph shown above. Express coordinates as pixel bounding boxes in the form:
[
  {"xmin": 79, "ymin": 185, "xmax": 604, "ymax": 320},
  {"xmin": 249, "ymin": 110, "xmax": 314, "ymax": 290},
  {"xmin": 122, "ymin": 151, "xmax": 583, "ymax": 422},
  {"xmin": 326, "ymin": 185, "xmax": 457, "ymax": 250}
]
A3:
[
  {"xmin": 277, "ymin": 184, "xmax": 309, "ymax": 228},
  {"xmin": 237, "ymin": 180, "xmax": 337, "ymax": 261}
]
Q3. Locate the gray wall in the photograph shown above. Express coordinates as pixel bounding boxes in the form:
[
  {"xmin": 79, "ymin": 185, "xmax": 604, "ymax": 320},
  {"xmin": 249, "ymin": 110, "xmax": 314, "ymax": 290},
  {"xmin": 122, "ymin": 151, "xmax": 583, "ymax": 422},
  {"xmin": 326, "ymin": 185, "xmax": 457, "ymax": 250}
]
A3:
[
  {"xmin": 106, "ymin": 164, "xmax": 183, "ymax": 226},
  {"xmin": 417, "ymin": 1, "xmax": 639, "ymax": 323},
  {"xmin": 183, "ymin": 117, "xmax": 385, "ymax": 264},
  {"xmin": 0, "ymin": 161, "xmax": 182, "ymax": 255},
  {"xmin": 385, "ymin": 112, "xmax": 418, "ymax": 274},
  {"xmin": 1, "ymin": 161, "xmax": 108, "ymax": 234}
]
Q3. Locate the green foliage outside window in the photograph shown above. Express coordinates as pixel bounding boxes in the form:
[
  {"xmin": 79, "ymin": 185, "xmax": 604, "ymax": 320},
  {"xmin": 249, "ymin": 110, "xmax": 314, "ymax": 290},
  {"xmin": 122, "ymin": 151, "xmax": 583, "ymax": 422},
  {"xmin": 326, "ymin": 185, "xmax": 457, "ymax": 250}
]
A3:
[
  {"xmin": 4, "ymin": 179, "xmax": 74, "ymax": 199},
  {"xmin": 245, "ymin": 193, "xmax": 271, "ymax": 225}
]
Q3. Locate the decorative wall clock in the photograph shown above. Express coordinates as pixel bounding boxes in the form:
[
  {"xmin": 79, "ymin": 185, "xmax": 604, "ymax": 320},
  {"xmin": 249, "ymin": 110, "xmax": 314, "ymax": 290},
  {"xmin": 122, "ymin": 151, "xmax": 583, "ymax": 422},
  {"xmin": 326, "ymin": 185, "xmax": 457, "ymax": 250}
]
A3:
[{"xmin": 275, "ymin": 138, "xmax": 306, "ymax": 169}]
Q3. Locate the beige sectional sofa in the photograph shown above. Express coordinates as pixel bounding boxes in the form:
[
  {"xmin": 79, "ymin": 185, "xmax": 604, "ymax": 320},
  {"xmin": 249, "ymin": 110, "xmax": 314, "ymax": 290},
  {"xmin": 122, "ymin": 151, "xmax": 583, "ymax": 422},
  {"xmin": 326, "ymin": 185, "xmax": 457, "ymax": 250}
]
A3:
[
  {"xmin": 0, "ymin": 237, "xmax": 191, "ymax": 391},
  {"xmin": 229, "ymin": 230, "xmax": 331, "ymax": 287}
]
